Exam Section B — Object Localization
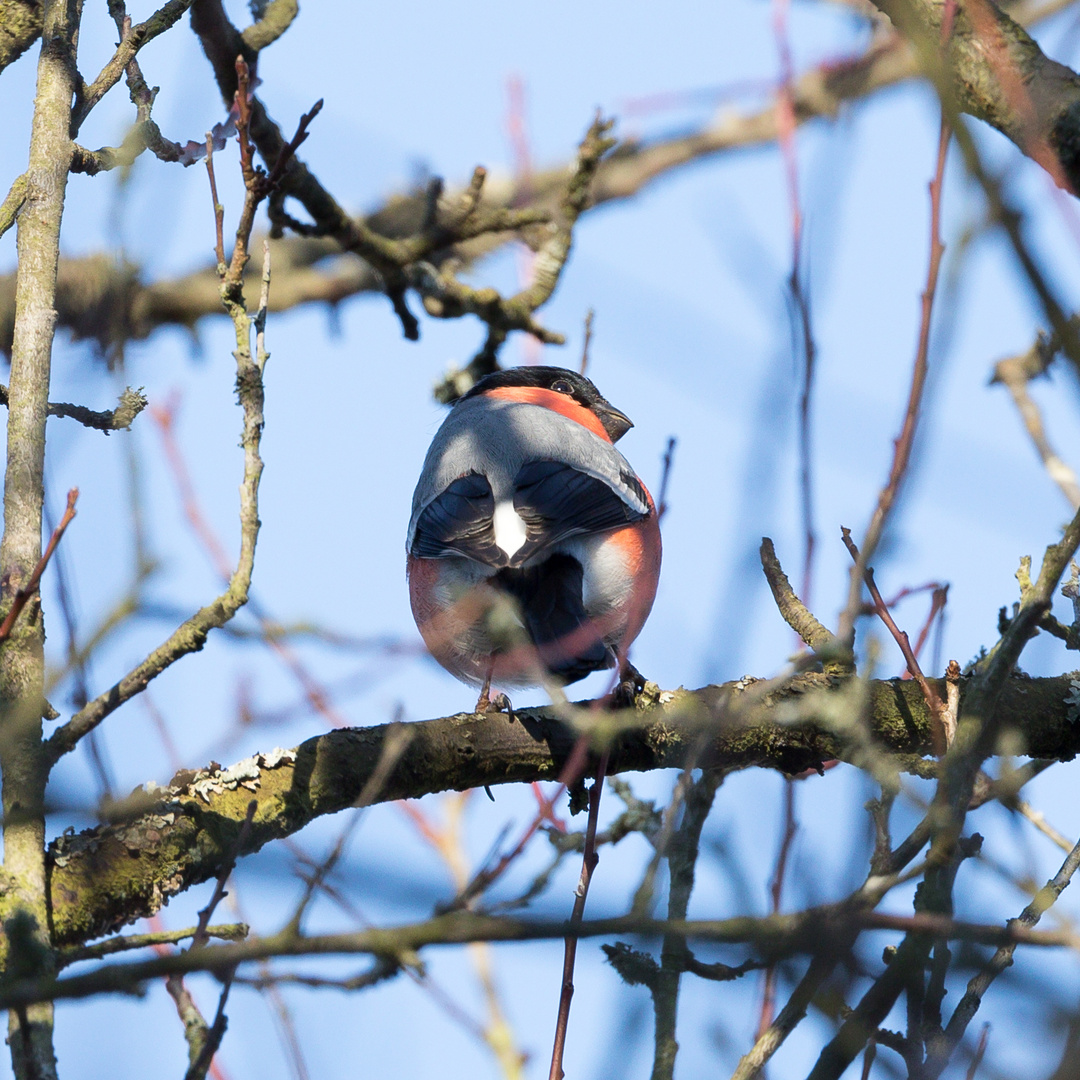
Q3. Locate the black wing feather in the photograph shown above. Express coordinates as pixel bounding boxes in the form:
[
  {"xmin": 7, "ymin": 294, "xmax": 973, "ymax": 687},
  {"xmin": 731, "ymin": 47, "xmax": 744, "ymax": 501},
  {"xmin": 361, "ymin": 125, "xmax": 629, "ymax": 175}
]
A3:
[
  {"xmin": 510, "ymin": 459, "xmax": 644, "ymax": 567},
  {"xmin": 412, "ymin": 472, "xmax": 503, "ymax": 564},
  {"xmin": 494, "ymin": 554, "xmax": 611, "ymax": 683}
]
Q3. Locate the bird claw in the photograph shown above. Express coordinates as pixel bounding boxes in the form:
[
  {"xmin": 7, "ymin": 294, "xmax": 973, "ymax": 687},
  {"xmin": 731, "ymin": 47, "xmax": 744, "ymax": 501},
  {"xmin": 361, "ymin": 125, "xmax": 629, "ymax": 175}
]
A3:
[
  {"xmin": 610, "ymin": 661, "xmax": 646, "ymax": 709},
  {"xmin": 475, "ymin": 683, "xmax": 514, "ymax": 717}
]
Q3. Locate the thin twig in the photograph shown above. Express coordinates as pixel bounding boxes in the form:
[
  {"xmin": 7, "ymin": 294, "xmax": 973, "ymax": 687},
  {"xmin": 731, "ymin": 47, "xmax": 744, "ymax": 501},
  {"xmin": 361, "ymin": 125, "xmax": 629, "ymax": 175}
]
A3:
[
  {"xmin": 58, "ymin": 924, "xmax": 247, "ymax": 968},
  {"xmin": 760, "ymin": 538, "xmax": 845, "ymax": 667},
  {"xmin": 69, "ymin": 0, "xmax": 195, "ymax": 134},
  {"xmin": 578, "ymin": 308, "xmax": 595, "ymax": 375},
  {"xmin": 964, "ymin": 1024, "xmax": 990, "ymax": 1080},
  {"xmin": 43, "ymin": 74, "xmax": 294, "ymax": 763},
  {"xmin": 0, "ymin": 173, "xmax": 28, "ymax": 241},
  {"xmin": 1015, "ymin": 799, "xmax": 1075, "ymax": 853},
  {"xmin": 205, "ymin": 133, "xmax": 226, "ymax": 271},
  {"xmin": 755, "ymin": 780, "xmax": 798, "ymax": 1040},
  {"xmin": 921, "ymin": 837, "xmax": 1080, "ymax": 1078},
  {"xmin": 842, "ymin": 528, "xmax": 949, "ymax": 755},
  {"xmin": 193, "ymin": 801, "xmax": 257, "ymax": 950},
  {"xmin": 838, "ymin": 111, "xmax": 951, "ymax": 649},
  {"xmin": 772, "ymin": 0, "xmax": 818, "ymax": 610},
  {"xmin": 0, "ymin": 384, "xmax": 148, "ymax": 433},
  {"xmin": 548, "ymin": 750, "xmax": 609, "ymax": 1080},
  {"xmin": 0, "ymin": 489, "xmax": 78, "ymax": 645},
  {"xmin": 992, "ymin": 341, "xmax": 1080, "ymax": 509},
  {"xmin": 657, "ymin": 437, "xmax": 676, "ymax": 523}
]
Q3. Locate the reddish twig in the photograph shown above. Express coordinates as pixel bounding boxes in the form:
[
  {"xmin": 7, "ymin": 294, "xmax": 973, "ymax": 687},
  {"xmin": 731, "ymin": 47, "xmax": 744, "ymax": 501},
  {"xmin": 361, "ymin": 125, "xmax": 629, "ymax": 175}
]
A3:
[
  {"xmin": 905, "ymin": 584, "xmax": 950, "ymax": 673},
  {"xmin": 449, "ymin": 734, "xmax": 594, "ymax": 911},
  {"xmin": 838, "ymin": 109, "xmax": 950, "ymax": 647},
  {"xmin": 0, "ymin": 487, "xmax": 78, "ymax": 645},
  {"xmin": 548, "ymin": 749, "xmax": 610, "ymax": 1080},
  {"xmin": 151, "ymin": 395, "xmax": 232, "ymax": 578},
  {"xmin": 532, "ymin": 781, "xmax": 568, "ymax": 833},
  {"xmin": 150, "ymin": 395, "xmax": 351, "ymax": 729},
  {"xmin": 964, "ymin": 1023, "xmax": 990, "ymax": 1080},
  {"xmin": 843, "ymin": 528, "xmax": 949, "ymax": 755},
  {"xmin": 880, "ymin": 581, "xmax": 947, "ymax": 609},
  {"xmin": 225, "ymin": 57, "xmax": 322, "ymax": 288},
  {"xmin": 755, "ymin": 779, "xmax": 798, "ymax": 1039}
]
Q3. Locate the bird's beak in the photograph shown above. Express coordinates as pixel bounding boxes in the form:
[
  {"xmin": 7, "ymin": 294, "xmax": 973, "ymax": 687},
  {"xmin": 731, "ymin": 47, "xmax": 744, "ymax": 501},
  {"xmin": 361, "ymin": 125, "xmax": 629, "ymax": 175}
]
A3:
[{"xmin": 597, "ymin": 403, "xmax": 633, "ymax": 442}]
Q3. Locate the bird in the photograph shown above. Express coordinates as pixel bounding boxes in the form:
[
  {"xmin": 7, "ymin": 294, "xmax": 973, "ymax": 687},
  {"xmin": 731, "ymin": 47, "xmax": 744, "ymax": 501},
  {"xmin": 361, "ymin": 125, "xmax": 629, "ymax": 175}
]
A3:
[{"xmin": 406, "ymin": 365, "xmax": 661, "ymax": 707}]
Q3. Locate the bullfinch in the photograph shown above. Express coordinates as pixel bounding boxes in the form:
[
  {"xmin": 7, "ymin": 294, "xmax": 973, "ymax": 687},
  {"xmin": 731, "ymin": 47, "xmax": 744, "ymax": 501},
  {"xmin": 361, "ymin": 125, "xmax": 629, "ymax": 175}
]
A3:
[{"xmin": 406, "ymin": 366, "xmax": 661, "ymax": 699}]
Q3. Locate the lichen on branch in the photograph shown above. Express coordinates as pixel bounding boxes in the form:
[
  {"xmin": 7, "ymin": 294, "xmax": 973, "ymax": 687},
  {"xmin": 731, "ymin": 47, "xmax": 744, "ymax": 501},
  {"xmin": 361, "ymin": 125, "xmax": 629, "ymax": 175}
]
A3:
[{"xmin": 43, "ymin": 672, "xmax": 1080, "ymax": 947}]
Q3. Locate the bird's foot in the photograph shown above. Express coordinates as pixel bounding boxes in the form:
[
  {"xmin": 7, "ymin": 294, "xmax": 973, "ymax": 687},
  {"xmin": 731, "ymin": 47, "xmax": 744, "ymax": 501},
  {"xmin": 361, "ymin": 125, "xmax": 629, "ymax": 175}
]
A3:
[
  {"xmin": 610, "ymin": 660, "xmax": 647, "ymax": 710},
  {"xmin": 475, "ymin": 677, "xmax": 513, "ymax": 716}
]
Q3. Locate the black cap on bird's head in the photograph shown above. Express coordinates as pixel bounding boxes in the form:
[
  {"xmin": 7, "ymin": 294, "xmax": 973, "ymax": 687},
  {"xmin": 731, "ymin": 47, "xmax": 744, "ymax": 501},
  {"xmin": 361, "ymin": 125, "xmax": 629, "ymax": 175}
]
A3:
[{"xmin": 463, "ymin": 366, "xmax": 634, "ymax": 442}]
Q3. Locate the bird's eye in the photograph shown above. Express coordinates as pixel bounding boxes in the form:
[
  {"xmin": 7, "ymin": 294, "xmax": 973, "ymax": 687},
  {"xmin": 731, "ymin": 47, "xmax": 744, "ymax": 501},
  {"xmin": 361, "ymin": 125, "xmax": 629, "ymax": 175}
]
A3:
[{"xmin": 551, "ymin": 379, "xmax": 573, "ymax": 394}]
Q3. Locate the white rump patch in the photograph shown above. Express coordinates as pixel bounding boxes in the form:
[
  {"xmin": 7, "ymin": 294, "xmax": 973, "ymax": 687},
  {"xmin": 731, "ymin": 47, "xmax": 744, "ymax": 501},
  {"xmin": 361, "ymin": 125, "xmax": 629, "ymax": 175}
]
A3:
[{"xmin": 493, "ymin": 500, "xmax": 528, "ymax": 559}]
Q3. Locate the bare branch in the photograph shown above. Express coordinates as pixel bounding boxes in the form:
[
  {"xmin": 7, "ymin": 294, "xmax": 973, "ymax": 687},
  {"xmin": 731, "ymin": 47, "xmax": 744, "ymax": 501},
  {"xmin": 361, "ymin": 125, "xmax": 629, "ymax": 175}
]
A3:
[
  {"xmin": 241, "ymin": 0, "xmax": 297, "ymax": 51},
  {"xmin": 0, "ymin": 384, "xmax": 147, "ymax": 433},
  {"xmin": 0, "ymin": 0, "xmax": 43, "ymax": 74},
  {"xmin": 921, "ymin": 835, "xmax": 1080, "ymax": 1077},
  {"xmin": 760, "ymin": 538, "xmax": 847, "ymax": 670},
  {"xmin": 69, "ymin": 0, "xmax": 195, "ymax": 135},
  {"xmin": 992, "ymin": 337, "xmax": 1080, "ymax": 508},
  {"xmin": 57, "ymin": 925, "xmax": 248, "ymax": 969},
  {"xmin": 5, "ymin": 907, "xmax": 1079, "ymax": 1013},
  {"xmin": 0, "ymin": 174, "xmax": 27, "ymax": 242}
]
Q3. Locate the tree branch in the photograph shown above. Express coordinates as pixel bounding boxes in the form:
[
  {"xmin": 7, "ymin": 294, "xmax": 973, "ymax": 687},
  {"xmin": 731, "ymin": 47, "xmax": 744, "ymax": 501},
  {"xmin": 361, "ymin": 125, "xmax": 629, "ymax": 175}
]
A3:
[
  {"xmin": 41, "ymin": 672, "xmax": 1080, "ymax": 948},
  {"xmin": 4, "ymin": 907, "xmax": 1078, "ymax": 1013},
  {"xmin": 870, "ymin": 0, "xmax": 1080, "ymax": 190},
  {"xmin": 69, "ymin": 0, "xmax": 195, "ymax": 135},
  {"xmin": 0, "ymin": 383, "xmax": 147, "ymax": 432},
  {"xmin": 3, "ymin": 0, "xmax": 1074, "ymax": 362}
]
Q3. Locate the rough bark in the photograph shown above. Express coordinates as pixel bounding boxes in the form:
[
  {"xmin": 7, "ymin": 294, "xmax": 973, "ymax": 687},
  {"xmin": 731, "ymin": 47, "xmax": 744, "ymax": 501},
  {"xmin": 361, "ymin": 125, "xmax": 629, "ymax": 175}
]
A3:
[
  {"xmin": 1, "ymin": 1, "xmax": 80, "ymax": 1076},
  {"xmin": 0, "ymin": 0, "xmax": 42, "ymax": 73},
  {"xmin": 42, "ymin": 672, "xmax": 1080, "ymax": 949},
  {"xmin": 871, "ymin": 0, "xmax": 1080, "ymax": 190}
]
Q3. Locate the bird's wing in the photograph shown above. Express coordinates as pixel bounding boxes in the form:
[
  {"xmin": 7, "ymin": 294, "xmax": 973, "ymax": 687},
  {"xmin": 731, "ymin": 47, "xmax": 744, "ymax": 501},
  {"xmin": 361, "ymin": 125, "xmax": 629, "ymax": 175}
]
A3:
[
  {"xmin": 410, "ymin": 472, "xmax": 503, "ymax": 564},
  {"xmin": 508, "ymin": 458, "xmax": 647, "ymax": 568}
]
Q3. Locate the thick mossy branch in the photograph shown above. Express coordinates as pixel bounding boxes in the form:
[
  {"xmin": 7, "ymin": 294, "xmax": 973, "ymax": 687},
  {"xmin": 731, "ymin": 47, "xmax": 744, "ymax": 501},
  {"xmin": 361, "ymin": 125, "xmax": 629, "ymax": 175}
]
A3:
[
  {"xmin": 0, "ymin": 0, "xmax": 42, "ymax": 74},
  {"xmin": 44, "ymin": 672, "xmax": 1080, "ymax": 947}
]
